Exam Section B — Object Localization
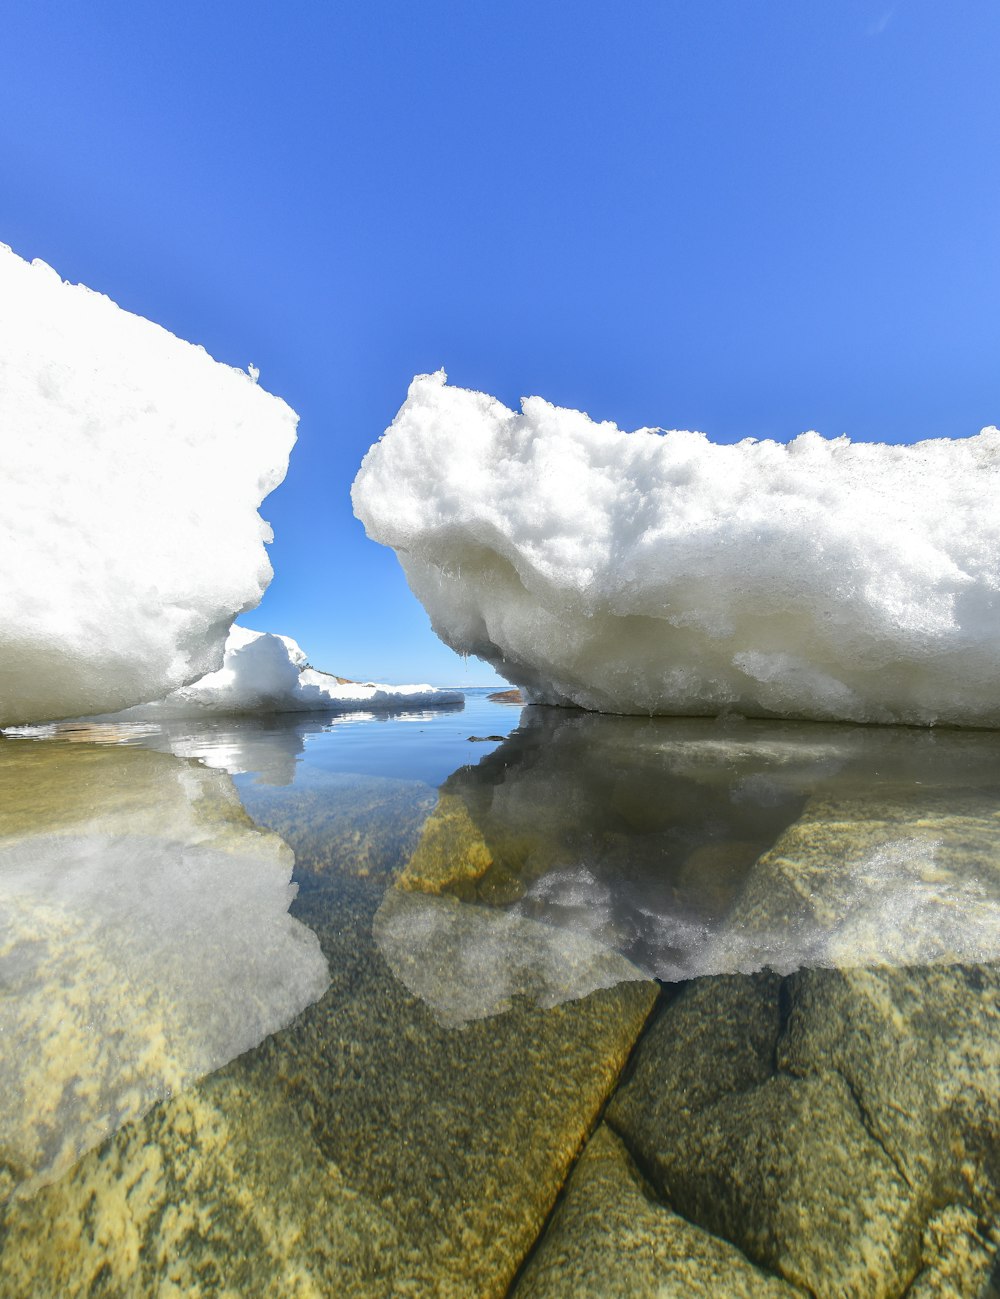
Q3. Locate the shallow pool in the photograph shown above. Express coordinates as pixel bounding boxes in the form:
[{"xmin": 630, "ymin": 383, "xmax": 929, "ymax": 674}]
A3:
[{"xmin": 1, "ymin": 691, "xmax": 998, "ymax": 1296}]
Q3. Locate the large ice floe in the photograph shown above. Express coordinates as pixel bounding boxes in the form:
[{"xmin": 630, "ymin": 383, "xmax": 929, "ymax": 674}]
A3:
[
  {"xmin": 0, "ymin": 244, "xmax": 297, "ymax": 728},
  {"xmin": 99, "ymin": 624, "xmax": 463, "ymax": 719},
  {"xmin": 353, "ymin": 371, "xmax": 1000, "ymax": 726}
]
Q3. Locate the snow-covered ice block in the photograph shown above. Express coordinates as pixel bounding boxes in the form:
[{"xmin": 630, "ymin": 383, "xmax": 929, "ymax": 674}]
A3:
[
  {"xmin": 102, "ymin": 624, "xmax": 464, "ymax": 718},
  {"xmin": 353, "ymin": 371, "xmax": 1000, "ymax": 726},
  {"xmin": 0, "ymin": 244, "xmax": 298, "ymax": 727}
]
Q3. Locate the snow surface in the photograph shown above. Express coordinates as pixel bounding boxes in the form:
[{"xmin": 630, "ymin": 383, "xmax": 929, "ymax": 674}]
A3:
[
  {"xmin": 0, "ymin": 244, "xmax": 298, "ymax": 728},
  {"xmin": 353, "ymin": 371, "xmax": 1000, "ymax": 726},
  {"xmin": 101, "ymin": 624, "xmax": 464, "ymax": 718}
]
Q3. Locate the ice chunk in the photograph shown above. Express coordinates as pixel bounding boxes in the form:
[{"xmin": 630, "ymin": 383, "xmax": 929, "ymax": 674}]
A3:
[
  {"xmin": 352, "ymin": 371, "xmax": 1000, "ymax": 726},
  {"xmin": 97, "ymin": 624, "xmax": 464, "ymax": 717},
  {"xmin": 0, "ymin": 735, "xmax": 329, "ymax": 1200},
  {"xmin": 0, "ymin": 244, "xmax": 298, "ymax": 727}
]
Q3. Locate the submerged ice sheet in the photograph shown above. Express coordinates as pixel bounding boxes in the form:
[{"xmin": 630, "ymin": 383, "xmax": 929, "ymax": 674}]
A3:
[
  {"xmin": 0, "ymin": 244, "xmax": 297, "ymax": 727},
  {"xmin": 99, "ymin": 625, "xmax": 464, "ymax": 719},
  {"xmin": 0, "ymin": 736, "xmax": 329, "ymax": 1200},
  {"xmin": 353, "ymin": 372, "xmax": 1000, "ymax": 726}
]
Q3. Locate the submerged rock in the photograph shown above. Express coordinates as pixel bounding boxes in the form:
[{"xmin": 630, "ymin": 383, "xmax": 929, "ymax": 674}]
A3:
[
  {"xmin": 352, "ymin": 370, "xmax": 1000, "ymax": 726},
  {"xmin": 608, "ymin": 963, "xmax": 1000, "ymax": 1299},
  {"xmin": 907, "ymin": 1205, "xmax": 998, "ymax": 1298},
  {"xmin": 779, "ymin": 964, "xmax": 1000, "ymax": 1225},
  {"xmin": 0, "ymin": 1059, "xmax": 403, "ymax": 1299},
  {"xmin": 706, "ymin": 784, "xmax": 1000, "ymax": 975},
  {"xmin": 514, "ymin": 1124, "xmax": 803, "ymax": 1298},
  {"xmin": 0, "ymin": 744, "xmax": 659, "ymax": 1296},
  {"xmin": 398, "ymin": 708, "xmax": 1000, "ymax": 983}
]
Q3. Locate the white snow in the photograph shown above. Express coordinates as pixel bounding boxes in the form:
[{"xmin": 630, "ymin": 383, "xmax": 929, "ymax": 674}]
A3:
[
  {"xmin": 101, "ymin": 624, "xmax": 464, "ymax": 718},
  {"xmin": 0, "ymin": 244, "xmax": 298, "ymax": 727},
  {"xmin": 352, "ymin": 371, "xmax": 1000, "ymax": 726}
]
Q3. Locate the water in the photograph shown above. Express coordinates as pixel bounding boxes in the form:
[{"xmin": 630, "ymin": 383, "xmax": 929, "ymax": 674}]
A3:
[{"xmin": 1, "ymin": 690, "xmax": 998, "ymax": 1297}]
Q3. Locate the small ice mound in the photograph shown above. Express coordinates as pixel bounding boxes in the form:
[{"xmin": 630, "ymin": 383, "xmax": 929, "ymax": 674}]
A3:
[
  {"xmin": 352, "ymin": 371, "xmax": 1000, "ymax": 726},
  {"xmin": 0, "ymin": 244, "xmax": 298, "ymax": 727},
  {"xmin": 99, "ymin": 625, "xmax": 464, "ymax": 718}
]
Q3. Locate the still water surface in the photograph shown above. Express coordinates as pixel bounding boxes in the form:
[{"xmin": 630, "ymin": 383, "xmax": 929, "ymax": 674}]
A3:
[{"xmin": 1, "ymin": 690, "xmax": 998, "ymax": 1296}]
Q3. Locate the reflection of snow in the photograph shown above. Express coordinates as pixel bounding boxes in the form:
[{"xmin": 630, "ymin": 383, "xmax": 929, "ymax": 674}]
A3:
[
  {"xmin": 0, "ymin": 741, "xmax": 329, "ymax": 1200},
  {"xmin": 6, "ymin": 702, "xmax": 466, "ymax": 789},
  {"xmin": 380, "ymin": 708, "xmax": 1000, "ymax": 1007},
  {"xmin": 373, "ymin": 887, "xmax": 647, "ymax": 1029}
]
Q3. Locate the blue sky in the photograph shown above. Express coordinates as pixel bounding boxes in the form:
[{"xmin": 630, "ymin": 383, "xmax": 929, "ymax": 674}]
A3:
[{"xmin": 2, "ymin": 2, "xmax": 998, "ymax": 684}]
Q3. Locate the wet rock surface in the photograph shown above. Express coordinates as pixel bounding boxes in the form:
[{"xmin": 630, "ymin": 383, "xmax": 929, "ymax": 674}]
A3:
[{"xmin": 514, "ymin": 1124, "xmax": 804, "ymax": 1298}]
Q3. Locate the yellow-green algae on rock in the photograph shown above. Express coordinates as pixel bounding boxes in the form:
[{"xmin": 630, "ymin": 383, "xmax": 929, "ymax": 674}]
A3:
[
  {"xmin": 0, "ymin": 736, "xmax": 328, "ymax": 1205},
  {"xmin": 720, "ymin": 785, "xmax": 1000, "ymax": 970},
  {"xmin": 0, "ymin": 745, "xmax": 659, "ymax": 1297},
  {"xmin": 604, "ymin": 779, "xmax": 1000, "ymax": 1299},
  {"xmin": 514, "ymin": 1124, "xmax": 803, "ymax": 1298},
  {"xmin": 396, "ymin": 790, "xmax": 497, "ymax": 895},
  {"xmin": 0, "ymin": 1063, "xmax": 400, "ymax": 1299},
  {"xmin": 608, "ymin": 967, "xmax": 999, "ymax": 1298}
]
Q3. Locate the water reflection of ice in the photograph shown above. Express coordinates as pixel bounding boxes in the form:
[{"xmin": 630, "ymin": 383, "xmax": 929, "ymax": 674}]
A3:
[
  {"xmin": 7, "ymin": 703, "xmax": 464, "ymax": 787},
  {"xmin": 374, "ymin": 887, "xmax": 648, "ymax": 1029},
  {"xmin": 375, "ymin": 708, "xmax": 1000, "ymax": 1017},
  {"xmin": 0, "ymin": 737, "xmax": 329, "ymax": 1200}
]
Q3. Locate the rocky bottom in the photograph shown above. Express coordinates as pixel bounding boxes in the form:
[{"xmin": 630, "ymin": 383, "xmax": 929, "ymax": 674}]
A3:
[
  {"xmin": 516, "ymin": 965, "xmax": 1000, "ymax": 1299},
  {"xmin": 2, "ymin": 714, "xmax": 999, "ymax": 1297}
]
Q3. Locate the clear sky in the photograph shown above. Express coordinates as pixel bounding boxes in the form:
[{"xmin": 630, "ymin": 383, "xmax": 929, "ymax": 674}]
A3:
[{"xmin": 2, "ymin": 2, "xmax": 998, "ymax": 684}]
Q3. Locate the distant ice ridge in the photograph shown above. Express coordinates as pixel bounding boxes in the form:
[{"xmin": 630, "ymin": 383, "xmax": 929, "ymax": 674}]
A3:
[
  {"xmin": 101, "ymin": 624, "xmax": 463, "ymax": 718},
  {"xmin": 0, "ymin": 243, "xmax": 298, "ymax": 727},
  {"xmin": 353, "ymin": 371, "xmax": 1000, "ymax": 727}
]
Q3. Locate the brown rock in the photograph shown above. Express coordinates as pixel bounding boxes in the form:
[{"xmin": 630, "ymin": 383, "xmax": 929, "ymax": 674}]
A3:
[{"xmin": 515, "ymin": 1124, "xmax": 803, "ymax": 1298}]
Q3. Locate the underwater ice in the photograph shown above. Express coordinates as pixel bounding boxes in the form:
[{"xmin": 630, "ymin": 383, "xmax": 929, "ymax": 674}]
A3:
[
  {"xmin": 0, "ymin": 244, "xmax": 298, "ymax": 728},
  {"xmin": 102, "ymin": 625, "xmax": 464, "ymax": 718},
  {"xmin": 353, "ymin": 371, "xmax": 1000, "ymax": 726},
  {"xmin": 0, "ymin": 740, "xmax": 329, "ymax": 1199}
]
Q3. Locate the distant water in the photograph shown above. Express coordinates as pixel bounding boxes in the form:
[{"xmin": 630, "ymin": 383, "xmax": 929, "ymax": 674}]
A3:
[{"xmin": 1, "ymin": 690, "xmax": 997, "ymax": 1297}]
